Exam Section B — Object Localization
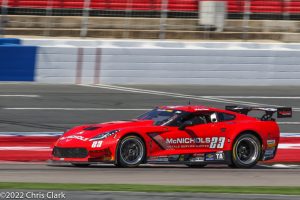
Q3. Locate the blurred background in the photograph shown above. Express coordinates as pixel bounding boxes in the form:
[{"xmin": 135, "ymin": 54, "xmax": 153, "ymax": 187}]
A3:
[{"xmin": 1, "ymin": 0, "xmax": 300, "ymax": 41}]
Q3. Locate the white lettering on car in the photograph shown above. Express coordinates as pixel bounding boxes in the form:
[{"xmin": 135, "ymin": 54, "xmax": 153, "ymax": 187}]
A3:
[
  {"xmin": 64, "ymin": 135, "xmax": 88, "ymax": 141},
  {"xmin": 166, "ymin": 137, "xmax": 225, "ymax": 149}
]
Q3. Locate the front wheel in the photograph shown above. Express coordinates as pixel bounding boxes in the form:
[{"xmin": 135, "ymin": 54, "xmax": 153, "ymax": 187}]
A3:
[
  {"xmin": 116, "ymin": 135, "xmax": 146, "ymax": 167},
  {"xmin": 230, "ymin": 133, "xmax": 262, "ymax": 168}
]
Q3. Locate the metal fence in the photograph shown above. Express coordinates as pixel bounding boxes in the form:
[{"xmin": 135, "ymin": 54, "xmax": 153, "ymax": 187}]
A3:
[{"xmin": 0, "ymin": 0, "xmax": 300, "ymax": 41}]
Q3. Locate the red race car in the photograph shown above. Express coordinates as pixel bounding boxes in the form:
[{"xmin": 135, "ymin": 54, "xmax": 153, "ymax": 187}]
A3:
[{"xmin": 51, "ymin": 105, "xmax": 292, "ymax": 168}]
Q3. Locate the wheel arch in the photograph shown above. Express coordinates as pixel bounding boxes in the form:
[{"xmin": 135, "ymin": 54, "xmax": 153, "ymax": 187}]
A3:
[{"xmin": 232, "ymin": 130, "xmax": 263, "ymax": 148}]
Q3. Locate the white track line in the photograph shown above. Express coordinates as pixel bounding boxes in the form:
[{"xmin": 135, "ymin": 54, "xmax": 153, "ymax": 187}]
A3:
[
  {"xmin": 280, "ymin": 133, "xmax": 300, "ymax": 137},
  {"xmin": 205, "ymin": 96, "xmax": 300, "ymax": 99},
  {"xmin": 278, "ymin": 144, "xmax": 300, "ymax": 149},
  {"xmin": 0, "ymin": 132, "xmax": 63, "ymax": 134},
  {"xmin": 0, "ymin": 132, "xmax": 300, "ymax": 137},
  {"xmin": 270, "ymin": 164, "xmax": 300, "ymax": 168},
  {"xmin": 0, "ymin": 145, "xmax": 299, "ymax": 150},
  {"xmin": 81, "ymin": 84, "xmax": 271, "ymax": 106},
  {"xmin": 4, "ymin": 108, "xmax": 150, "ymax": 111},
  {"xmin": 0, "ymin": 144, "xmax": 299, "ymax": 150},
  {"xmin": 0, "ymin": 147, "xmax": 50, "ymax": 151},
  {"xmin": 4, "ymin": 107, "xmax": 300, "ymax": 122},
  {"xmin": 0, "ymin": 95, "xmax": 39, "ymax": 98},
  {"xmin": 80, "ymin": 84, "xmax": 300, "ymax": 112},
  {"xmin": 276, "ymin": 121, "xmax": 300, "ymax": 125}
]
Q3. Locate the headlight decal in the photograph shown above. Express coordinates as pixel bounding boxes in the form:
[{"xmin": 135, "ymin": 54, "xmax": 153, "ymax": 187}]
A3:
[{"xmin": 90, "ymin": 129, "xmax": 120, "ymax": 141}]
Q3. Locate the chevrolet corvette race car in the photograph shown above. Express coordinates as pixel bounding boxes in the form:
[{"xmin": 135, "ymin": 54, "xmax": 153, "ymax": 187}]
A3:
[{"xmin": 51, "ymin": 105, "xmax": 292, "ymax": 168}]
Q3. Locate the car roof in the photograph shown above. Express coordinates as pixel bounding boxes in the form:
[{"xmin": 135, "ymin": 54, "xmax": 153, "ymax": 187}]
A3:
[{"xmin": 159, "ymin": 105, "xmax": 226, "ymax": 113}]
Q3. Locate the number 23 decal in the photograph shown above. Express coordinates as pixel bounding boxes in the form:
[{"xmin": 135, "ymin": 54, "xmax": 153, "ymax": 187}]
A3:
[{"xmin": 210, "ymin": 137, "xmax": 225, "ymax": 149}]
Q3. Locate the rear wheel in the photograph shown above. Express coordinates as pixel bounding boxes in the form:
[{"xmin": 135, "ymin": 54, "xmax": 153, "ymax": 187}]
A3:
[
  {"xmin": 116, "ymin": 135, "xmax": 146, "ymax": 168},
  {"xmin": 186, "ymin": 164, "xmax": 207, "ymax": 168},
  {"xmin": 230, "ymin": 133, "xmax": 261, "ymax": 168}
]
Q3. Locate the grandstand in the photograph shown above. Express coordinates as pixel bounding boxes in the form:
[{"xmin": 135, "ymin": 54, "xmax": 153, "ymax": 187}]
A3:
[
  {"xmin": 1, "ymin": 0, "xmax": 300, "ymax": 41},
  {"xmin": 2, "ymin": 0, "xmax": 300, "ymax": 17}
]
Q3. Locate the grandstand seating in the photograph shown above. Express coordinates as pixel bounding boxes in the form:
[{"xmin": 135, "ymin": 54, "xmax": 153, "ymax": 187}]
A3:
[{"xmin": 1, "ymin": 0, "xmax": 300, "ymax": 14}]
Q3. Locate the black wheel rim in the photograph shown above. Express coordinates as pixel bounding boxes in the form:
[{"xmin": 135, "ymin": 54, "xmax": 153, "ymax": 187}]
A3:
[
  {"xmin": 120, "ymin": 138, "xmax": 144, "ymax": 165},
  {"xmin": 235, "ymin": 137, "xmax": 259, "ymax": 165}
]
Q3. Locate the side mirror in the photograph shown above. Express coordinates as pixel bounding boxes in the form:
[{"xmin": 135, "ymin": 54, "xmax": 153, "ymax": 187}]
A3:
[{"xmin": 179, "ymin": 120, "xmax": 194, "ymax": 130}]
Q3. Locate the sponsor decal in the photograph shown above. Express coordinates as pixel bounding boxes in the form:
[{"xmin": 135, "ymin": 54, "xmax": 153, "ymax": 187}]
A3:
[
  {"xmin": 265, "ymin": 147, "xmax": 275, "ymax": 156},
  {"xmin": 148, "ymin": 156, "xmax": 169, "ymax": 162},
  {"xmin": 167, "ymin": 106, "xmax": 181, "ymax": 109},
  {"xmin": 205, "ymin": 153, "xmax": 215, "ymax": 161},
  {"xmin": 166, "ymin": 138, "xmax": 211, "ymax": 144},
  {"xmin": 194, "ymin": 108, "xmax": 209, "ymax": 111},
  {"xmin": 165, "ymin": 137, "xmax": 225, "ymax": 149},
  {"xmin": 190, "ymin": 153, "xmax": 205, "ymax": 162},
  {"xmin": 60, "ymin": 135, "xmax": 89, "ymax": 141},
  {"xmin": 157, "ymin": 109, "xmax": 173, "ymax": 112},
  {"xmin": 215, "ymin": 151, "xmax": 225, "ymax": 160},
  {"xmin": 205, "ymin": 151, "xmax": 225, "ymax": 161},
  {"xmin": 267, "ymin": 139, "xmax": 276, "ymax": 148},
  {"xmin": 179, "ymin": 155, "xmax": 185, "ymax": 161}
]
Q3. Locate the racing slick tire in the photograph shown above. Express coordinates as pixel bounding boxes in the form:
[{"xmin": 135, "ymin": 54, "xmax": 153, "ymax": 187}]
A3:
[
  {"xmin": 71, "ymin": 163, "xmax": 90, "ymax": 167},
  {"xmin": 231, "ymin": 133, "xmax": 262, "ymax": 168},
  {"xmin": 116, "ymin": 135, "xmax": 146, "ymax": 168},
  {"xmin": 185, "ymin": 164, "xmax": 207, "ymax": 168}
]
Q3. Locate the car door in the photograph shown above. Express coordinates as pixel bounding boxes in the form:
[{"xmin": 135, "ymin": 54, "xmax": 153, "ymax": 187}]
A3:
[
  {"xmin": 150, "ymin": 112, "xmax": 221, "ymax": 155},
  {"xmin": 148, "ymin": 111, "xmax": 234, "ymax": 156}
]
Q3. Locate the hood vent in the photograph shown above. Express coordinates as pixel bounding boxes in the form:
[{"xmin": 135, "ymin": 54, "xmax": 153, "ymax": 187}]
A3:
[{"xmin": 83, "ymin": 126, "xmax": 101, "ymax": 131}]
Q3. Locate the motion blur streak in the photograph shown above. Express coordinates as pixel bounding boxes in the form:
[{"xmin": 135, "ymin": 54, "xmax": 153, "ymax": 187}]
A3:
[{"xmin": 0, "ymin": 134, "xmax": 299, "ymax": 163}]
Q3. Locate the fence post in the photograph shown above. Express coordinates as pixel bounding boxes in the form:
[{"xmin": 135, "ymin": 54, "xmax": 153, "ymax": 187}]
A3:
[
  {"xmin": 44, "ymin": 0, "xmax": 53, "ymax": 36},
  {"xmin": 159, "ymin": 0, "xmax": 168, "ymax": 39},
  {"xmin": 80, "ymin": 0, "xmax": 91, "ymax": 38},
  {"xmin": 123, "ymin": 0, "xmax": 133, "ymax": 38},
  {"xmin": 242, "ymin": 0, "xmax": 251, "ymax": 40},
  {"xmin": 0, "ymin": 0, "xmax": 8, "ymax": 37},
  {"xmin": 283, "ymin": 0, "xmax": 290, "ymax": 20}
]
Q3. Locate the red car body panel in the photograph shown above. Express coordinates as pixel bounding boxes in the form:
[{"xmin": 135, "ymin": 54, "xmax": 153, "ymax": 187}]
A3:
[{"xmin": 51, "ymin": 105, "xmax": 280, "ymax": 164}]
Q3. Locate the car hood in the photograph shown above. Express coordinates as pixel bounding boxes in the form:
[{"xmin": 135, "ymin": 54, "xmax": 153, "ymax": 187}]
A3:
[{"xmin": 61, "ymin": 120, "xmax": 154, "ymax": 139}]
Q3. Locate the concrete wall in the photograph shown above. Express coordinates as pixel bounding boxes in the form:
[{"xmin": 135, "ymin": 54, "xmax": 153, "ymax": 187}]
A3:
[{"xmin": 23, "ymin": 38, "xmax": 300, "ymax": 86}]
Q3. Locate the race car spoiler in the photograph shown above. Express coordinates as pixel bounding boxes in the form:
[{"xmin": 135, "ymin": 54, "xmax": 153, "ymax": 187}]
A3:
[{"xmin": 225, "ymin": 106, "xmax": 292, "ymax": 120}]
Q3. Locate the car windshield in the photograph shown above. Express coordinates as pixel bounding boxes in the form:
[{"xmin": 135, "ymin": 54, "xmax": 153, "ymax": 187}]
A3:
[{"xmin": 136, "ymin": 108, "xmax": 188, "ymax": 126}]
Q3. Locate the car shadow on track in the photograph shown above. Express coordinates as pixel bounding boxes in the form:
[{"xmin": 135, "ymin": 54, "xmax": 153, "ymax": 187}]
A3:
[{"xmin": 47, "ymin": 163, "xmax": 287, "ymax": 169}]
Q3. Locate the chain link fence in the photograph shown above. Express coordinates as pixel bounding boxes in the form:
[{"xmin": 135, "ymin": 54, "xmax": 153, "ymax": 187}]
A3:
[{"xmin": 1, "ymin": 0, "xmax": 300, "ymax": 41}]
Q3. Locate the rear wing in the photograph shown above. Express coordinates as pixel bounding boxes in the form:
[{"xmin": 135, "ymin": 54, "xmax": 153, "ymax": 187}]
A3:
[{"xmin": 225, "ymin": 106, "xmax": 292, "ymax": 121}]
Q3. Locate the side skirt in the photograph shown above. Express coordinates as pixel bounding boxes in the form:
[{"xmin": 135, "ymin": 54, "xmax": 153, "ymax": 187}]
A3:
[{"xmin": 147, "ymin": 151, "xmax": 232, "ymax": 165}]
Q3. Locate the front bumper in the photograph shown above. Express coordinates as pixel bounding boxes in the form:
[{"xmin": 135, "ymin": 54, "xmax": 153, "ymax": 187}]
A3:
[{"xmin": 51, "ymin": 146, "xmax": 114, "ymax": 163}]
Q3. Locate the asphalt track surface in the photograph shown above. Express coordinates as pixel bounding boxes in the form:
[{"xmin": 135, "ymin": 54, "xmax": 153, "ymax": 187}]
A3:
[
  {"xmin": 0, "ymin": 83, "xmax": 300, "ymax": 132},
  {"xmin": 0, "ymin": 163, "xmax": 300, "ymax": 186},
  {"xmin": 1, "ymin": 83, "xmax": 300, "ymax": 192}
]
